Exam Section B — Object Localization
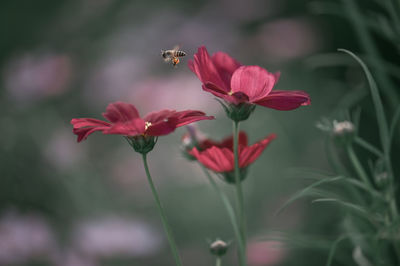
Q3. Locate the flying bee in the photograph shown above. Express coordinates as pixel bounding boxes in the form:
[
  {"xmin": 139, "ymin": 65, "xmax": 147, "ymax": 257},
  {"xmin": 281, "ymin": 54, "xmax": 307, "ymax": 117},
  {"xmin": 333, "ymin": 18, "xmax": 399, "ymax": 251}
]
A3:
[{"xmin": 161, "ymin": 46, "xmax": 186, "ymax": 67}]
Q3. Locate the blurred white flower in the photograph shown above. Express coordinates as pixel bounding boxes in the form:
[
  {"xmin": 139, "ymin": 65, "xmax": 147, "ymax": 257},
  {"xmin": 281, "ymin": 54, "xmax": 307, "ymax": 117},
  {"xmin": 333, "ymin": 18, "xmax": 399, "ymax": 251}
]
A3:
[
  {"xmin": 0, "ymin": 210, "xmax": 55, "ymax": 264},
  {"xmin": 72, "ymin": 216, "xmax": 162, "ymax": 258},
  {"xmin": 332, "ymin": 120, "xmax": 355, "ymax": 136},
  {"xmin": 53, "ymin": 249, "xmax": 98, "ymax": 266},
  {"xmin": 316, "ymin": 118, "xmax": 355, "ymax": 136}
]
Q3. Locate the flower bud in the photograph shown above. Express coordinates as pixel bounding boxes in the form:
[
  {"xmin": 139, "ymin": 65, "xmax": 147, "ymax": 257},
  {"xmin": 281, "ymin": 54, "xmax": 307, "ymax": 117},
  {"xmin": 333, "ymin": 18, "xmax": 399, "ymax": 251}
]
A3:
[
  {"xmin": 316, "ymin": 119, "xmax": 355, "ymax": 144},
  {"xmin": 126, "ymin": 135, "xmax": 157, "ymax": 154},
  {"xmin": 210, "ymin": 239, "xmax": 228, "ymax": 256},
  {"xmin": 373, "ymin": 158, "xmax": 390, "ymax": 189},
  {"xmin": 217, "ymin": 99, "xmax": 256, "ymax": 122},
  {"xmin": 181, "ymin": 125, "xmax": 205, "ymax": 160},
  {"xmin": 375, "ymin": 172, "xmax": 389, "ymax": 189},
  {"xmin": 332, "ymin": 120, "xmax": 355, "ymax": 136}
]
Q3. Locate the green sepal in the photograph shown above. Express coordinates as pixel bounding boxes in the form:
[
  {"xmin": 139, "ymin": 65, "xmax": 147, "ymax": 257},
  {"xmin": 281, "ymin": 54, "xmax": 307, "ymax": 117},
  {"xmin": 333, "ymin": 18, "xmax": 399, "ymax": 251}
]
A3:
[
  {"xmin": 126, "ymin": 135, "xmax": 157, "ymax": 154},
  {"xmin": 216, "ymin": 98, "xmax": 256, "ymax": 122}
]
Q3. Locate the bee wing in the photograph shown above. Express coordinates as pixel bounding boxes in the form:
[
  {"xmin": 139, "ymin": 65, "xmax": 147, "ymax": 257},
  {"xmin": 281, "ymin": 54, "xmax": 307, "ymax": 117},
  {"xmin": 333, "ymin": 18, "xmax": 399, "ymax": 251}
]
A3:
[{"xmin": 172, "ymin": 45, "xmax": 181, "ymax": 51}]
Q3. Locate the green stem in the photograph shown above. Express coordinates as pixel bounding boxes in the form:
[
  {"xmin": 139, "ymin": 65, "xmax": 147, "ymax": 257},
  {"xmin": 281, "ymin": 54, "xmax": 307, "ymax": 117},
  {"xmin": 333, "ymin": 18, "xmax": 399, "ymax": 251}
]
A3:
[
  {"xmin": 200, "ymin": 165, "xmax": 245, "ymax": 266},
  {"xmin": 354, "ymin": 136, "xmax": 383, "ymax": 157},
  {"xmin": 142, "ymin": 154, "xmax": 183, "ymax": 266},
  {"xmin": 346, "ymin": 144, "xmax": 373, "ymax": 190},
  {"xmin": 216, "ymin": 256, "xmax": 222, "ymax": 266},
  {"xmin": 232, "ymin": 121, "xmax": 247, "ymax": 263},
  {"xmin": 342, "ymin": 0, "xmax": 399, "ymax": 111}
]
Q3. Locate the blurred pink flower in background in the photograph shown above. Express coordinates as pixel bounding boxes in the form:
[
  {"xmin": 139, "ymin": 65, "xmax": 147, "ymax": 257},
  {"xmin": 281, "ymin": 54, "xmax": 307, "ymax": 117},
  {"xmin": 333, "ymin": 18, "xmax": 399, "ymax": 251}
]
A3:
[
  {"xmin": 54, "ymin": 249, "xmax": 98, "ymax": 266},
  {"xmin": 219, "ymin": 0, "xmax": 281, "ymax": 21},
  {"xmin": 0, "ymin": 210, "xmax": 55, "ymax": 264},
  {"xmin": 3, "ymin": 52, "xmax": 72, "ymax": 105},
  {"xmin": 110, "ymin": 153, "xmax": 145, "ymax": 191},
  {"xmin": 44, "ymin": 127, "xmax": 86, "ymax": 170},
  {"xmin": 247, "ymin": 240, "xmax": 286, "ymax": 266},
  {"xmin": 83, "ymin": 56, "xmax": 148, "ymax": 106},
  {"xmin": 72, "ymin": 216, "xmax": 162, "ymax": 258},
  {"xmin": 129, "ymin": 74, "xmax": 221, "ymax": 113},
  {"xmin": 247, "ymin": 18, "xmax": 321, "ymax": 62}
]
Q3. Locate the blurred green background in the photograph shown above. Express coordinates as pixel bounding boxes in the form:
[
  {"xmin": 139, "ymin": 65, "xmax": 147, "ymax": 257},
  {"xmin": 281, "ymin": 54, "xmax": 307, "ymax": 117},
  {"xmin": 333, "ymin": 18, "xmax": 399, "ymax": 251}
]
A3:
[{"xmin": 1, "ymin": 0, "xmax": 399, "ymax": 265}]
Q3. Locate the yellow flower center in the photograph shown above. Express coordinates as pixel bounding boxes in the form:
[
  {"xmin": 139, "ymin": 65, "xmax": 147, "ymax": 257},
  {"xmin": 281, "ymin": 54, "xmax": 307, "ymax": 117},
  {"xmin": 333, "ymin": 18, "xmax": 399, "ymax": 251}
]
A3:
[
  {"xmin": 145, "ymin": 121, "xmax": 152, "ymax": 130},
  {"xmin": 228, "ymin": 91, "xmax": 233, "ymax": 96}
]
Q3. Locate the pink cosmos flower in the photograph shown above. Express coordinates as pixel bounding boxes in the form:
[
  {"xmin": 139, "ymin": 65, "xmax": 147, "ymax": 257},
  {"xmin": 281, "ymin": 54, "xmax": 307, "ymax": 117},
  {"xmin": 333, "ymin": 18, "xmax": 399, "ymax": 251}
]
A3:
[
  {"xmin": 189, "ymin": 132, "xmax": 275, "ymax": 176},
  {"xmin": 71, "ymin": 102, "xmax": 214, "ymax": 142},
  {"xmin": 182, "ymin": 127, "xmax": 248, "ymax": 153},
  {"xmin": 188, "ymin": 46, "xmax": 310, "ymax": 111}
]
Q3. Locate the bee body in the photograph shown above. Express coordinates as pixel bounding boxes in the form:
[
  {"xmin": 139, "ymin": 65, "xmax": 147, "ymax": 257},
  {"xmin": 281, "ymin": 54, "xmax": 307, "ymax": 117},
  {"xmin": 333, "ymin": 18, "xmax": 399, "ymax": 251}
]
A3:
[{"xmin": 161, "ymin": 46, "xmax": 186, "ymax": 67}]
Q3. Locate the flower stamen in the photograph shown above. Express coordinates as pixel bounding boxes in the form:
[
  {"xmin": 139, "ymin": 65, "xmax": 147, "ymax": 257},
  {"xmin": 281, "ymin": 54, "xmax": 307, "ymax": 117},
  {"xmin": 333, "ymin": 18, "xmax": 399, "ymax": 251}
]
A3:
[{"xmin": 145, "ymin": 121, "xmax": 152, "ymax": 130}]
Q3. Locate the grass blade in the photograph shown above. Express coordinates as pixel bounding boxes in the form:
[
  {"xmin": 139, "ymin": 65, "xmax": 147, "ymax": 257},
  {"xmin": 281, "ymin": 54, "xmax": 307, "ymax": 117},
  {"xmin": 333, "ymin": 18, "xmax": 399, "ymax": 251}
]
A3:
[
  {"xmin": 389, "ymin": 106, "xmax": 400, "ymax": 148},
  {"xmin": 312, "ymin": 198, "xmax": 370, "ymax": 218},
  {"xmin": 275, "ymin": 176, "xmax": 345, "ymax": 215},
  {"xmin": 354, "ymin": 136, "xmax": 383, "ymax": 157},
  {"xmin": 338, "ymin": 49, "xmax": 390, "ymax": 152},
  {"xmin": 326, "ymin": 235, "xmax": 348, "ymax": 266}
]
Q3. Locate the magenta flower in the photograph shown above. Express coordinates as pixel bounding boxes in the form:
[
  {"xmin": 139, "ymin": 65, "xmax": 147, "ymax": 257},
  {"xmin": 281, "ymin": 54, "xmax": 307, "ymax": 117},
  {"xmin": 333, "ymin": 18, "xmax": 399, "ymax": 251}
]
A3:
[
  {"xmin": 189, "ymin": 132, "xmax": 275, "ymax": 183},
  {"xmin": 188, "ymin": 46, "xmax": 310, "ymax": 111},
  {"xmin": 71, "ymin": 102, "xmax": 214, "ymax": 142}
]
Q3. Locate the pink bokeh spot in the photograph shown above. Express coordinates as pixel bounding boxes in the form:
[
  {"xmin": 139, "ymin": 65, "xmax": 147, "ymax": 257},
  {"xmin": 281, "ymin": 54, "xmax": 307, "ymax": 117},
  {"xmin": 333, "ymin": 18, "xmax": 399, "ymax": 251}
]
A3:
[
  {"xmin": 4, "ymin": 53, "xmax": 72, "ymax": 105},
  {"xmin": 247, "ymin": 240, "xmax": 286, "ymax": 266}
]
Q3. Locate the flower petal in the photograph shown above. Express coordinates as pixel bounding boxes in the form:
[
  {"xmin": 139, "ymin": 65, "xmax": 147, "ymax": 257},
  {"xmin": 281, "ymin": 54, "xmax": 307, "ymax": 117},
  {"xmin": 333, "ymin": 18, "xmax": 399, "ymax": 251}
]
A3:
[
  {"xmin": 71, "ymin": 118, "xmax": 110, "ymax": 129},
  {"xmin": 103, "ymin": 119, "xmax": 145, "ymax": 136},
  {"xmin": 189, "ymin": 46, "xmax": 230, "ymax": 92},
  {"xmin": 144, "ymin": 110, "xmax": 176, "ymax": 124},
  {"xmin": 231, "ymin": 66, "xmax": 278, "ymax": 102},
  {"xmin": 203, "ymin": 83, "xmax": 229, "ymax": 98},
  {"xmin": 173, "ymin": 110, "xmax": 214, "ymax": 127},
  {"xmin": 190, "ymin": 147, "xmax": 234, "ymax": 172},
  {"xmin": 202, "ymin": 131, "xmax": 248, "ymax": 150},
  {"xmin": 145, "ymin": 110, "xmax": 213, "ymax": 136},
  {"xmin": 221, "ymin": 131, "xmax": 248, "ymax": 149},
  {"xmin": 70, "ymin": 118, "xmax": 111, "ymax": 142},
  {"xmin": 145, "ymin": 120, "xmax": 176, "ymax": 136},
  {"xmin": 239, "ymin": 134, "xmax": 276, "ymax": 168},
  {"xmin": 211, "ymin": 52, "xmax": 241, "ymax": 86},
  {"xmin": 254, "ymin": 90, "xmax": 311, "ymax": 111},
  {"xmin": 102, "ymin": 102, "xmax": 140, "ymax": 123}
]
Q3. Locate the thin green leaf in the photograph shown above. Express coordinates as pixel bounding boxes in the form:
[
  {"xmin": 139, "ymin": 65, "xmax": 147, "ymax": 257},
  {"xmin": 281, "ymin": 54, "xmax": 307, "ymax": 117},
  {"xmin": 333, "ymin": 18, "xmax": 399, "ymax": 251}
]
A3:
[
  {"xmin": 352, "ymin": 107, "xmax": 362, "ymax": 130},
  {"xmin": 259, "ymin": 231, "xmax": 333, "ymax": 250},
  {"xmin": 389, "ymin": 106, "xmax": 400, "ymax": 148},
  {"xmin": 305, "ymin": 53, "xmax": 400, "ymax": 79},
  {"xmin": 275, "ymin": 176, "xmax": 345, "ymax": 215},
  {"xmin": 343, "ymin": 178, "xmax": 385, "ymax": 200},
  {"xmin": 199, "ymin": 165, "xmax": 245, "ymax": 264},
  {"xmin": 346, "ymin": 144, "xmax": 374, "ymax": 189},
  {"xmin": 325, "ymin": 136, "xmax": 350, "ymax": 175},
  {"xmin": 340, "ymin": 0, "xmax": 399, "ymax": 111},
  {"xmin": 326, "ymin": 235, "xmax": 348, "ymax": 266},
  {"xmin": 354, "ymin": 136, "xmax": 383, "ymax": 157},
  {"xmin": 338, "ymin": 49, "xmax": 390, "ymax": 153},
  {"xmin": 312, "ymin": 198, "xmax": 370, "ymax": 217}
]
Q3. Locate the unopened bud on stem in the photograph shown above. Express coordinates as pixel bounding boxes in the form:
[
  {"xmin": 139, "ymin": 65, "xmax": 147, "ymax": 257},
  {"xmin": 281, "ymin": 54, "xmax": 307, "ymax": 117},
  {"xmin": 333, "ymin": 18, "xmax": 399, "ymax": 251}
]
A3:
[{"xmin": 210, "ymin": 239, "xmax": 228, "ymax": 257}]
